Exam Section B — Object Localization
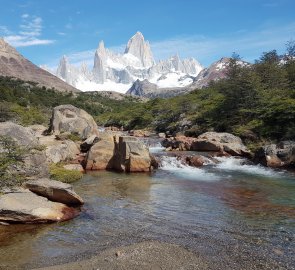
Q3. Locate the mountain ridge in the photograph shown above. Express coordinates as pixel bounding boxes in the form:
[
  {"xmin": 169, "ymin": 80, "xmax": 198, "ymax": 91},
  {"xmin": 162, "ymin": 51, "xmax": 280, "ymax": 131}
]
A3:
[
  {"xmin": 0, "ymin": 38, "xmax": 79, "ymax": 93},
  {"xmin": 51, "ymin": 32, "xmax": 203, "ymax": 94}
]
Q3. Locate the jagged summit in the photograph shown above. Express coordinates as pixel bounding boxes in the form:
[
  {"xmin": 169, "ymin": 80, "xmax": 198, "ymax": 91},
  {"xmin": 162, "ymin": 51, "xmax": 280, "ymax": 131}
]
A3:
[
  {"xmin": 124, "ymin": 31, "xmax": 155, "ymax": 67},
  {"xmin": 50, "ymin": 32, "xmax": 204, "ymax": 94}
]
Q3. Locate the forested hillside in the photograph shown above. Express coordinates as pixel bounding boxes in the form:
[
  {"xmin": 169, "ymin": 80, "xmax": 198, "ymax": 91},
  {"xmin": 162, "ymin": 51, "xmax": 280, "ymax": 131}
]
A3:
[{"xmin": 1, "ymin": 43, "xmax": 294, "ymax": 145}]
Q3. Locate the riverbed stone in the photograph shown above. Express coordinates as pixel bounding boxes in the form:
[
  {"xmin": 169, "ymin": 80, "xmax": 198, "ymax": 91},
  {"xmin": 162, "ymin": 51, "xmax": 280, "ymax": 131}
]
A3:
[
  {"xmin": 0, "ymin": 189, "xmax": 79, "ymax": 223},
  {"xmin": 24, "ymin": 178, "xmax": 84, "ymax": 206}
]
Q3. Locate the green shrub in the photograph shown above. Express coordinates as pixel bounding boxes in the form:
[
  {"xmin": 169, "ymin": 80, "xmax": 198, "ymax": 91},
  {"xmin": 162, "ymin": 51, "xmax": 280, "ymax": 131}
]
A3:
[
  {"xmin": 49, "ymin": 163, "xmax": 83, "ymax": 183},
  {"xmin": 0, "ymin": 136, "xmax": 26, "ymax": 188}
]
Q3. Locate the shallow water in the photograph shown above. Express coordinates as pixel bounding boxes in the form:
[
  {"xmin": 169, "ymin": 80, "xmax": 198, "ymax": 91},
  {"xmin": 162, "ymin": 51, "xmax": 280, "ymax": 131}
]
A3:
[{"xmin": 0, "ymin": 146, "xmax": 295, "ymax": 269}]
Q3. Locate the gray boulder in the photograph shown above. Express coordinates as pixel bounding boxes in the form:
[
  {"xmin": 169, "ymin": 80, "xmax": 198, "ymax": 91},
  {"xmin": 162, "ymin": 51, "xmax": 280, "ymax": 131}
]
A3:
[
  {"xmin": 192, "ymin": 132, "xmax": 250, "ymax": 157},
  {"xmin": 47, "ymin": 105, "xmax": 99, "ymax": 140},
  {"xmin": 0, "ymin": 189, "xmax": 79, "ymax": 223},
  {"xmin": 45, "ymin": 140, "xmax": 80, "ymax": 164},
  {"xmin": 0, "ymin": 122, "xmax": 38, "ymax": 148},
  {"xmin": 24, "ymin": 178, "xmax": 83, "ymax": 206}
]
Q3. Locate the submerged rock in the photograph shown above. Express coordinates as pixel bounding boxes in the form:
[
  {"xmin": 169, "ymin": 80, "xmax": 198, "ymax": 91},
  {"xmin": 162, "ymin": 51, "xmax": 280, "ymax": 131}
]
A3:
[
  {"xmin": 0, "ymin": 189, "xmax": 79, "ymax": 223},
  {"xmin": 24, "ymin": 178, "xmax": 84, "ymax": 206},
  {"xmin": 185, "ymin": 155, "xmax": 213, "ymax": 167}
]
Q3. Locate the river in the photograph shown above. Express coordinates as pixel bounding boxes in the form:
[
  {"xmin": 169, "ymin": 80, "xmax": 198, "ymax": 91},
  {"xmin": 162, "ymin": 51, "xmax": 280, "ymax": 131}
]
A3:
[{"xmin": 0, "ymin": 143, "xmax": 294, "ymax": 269}]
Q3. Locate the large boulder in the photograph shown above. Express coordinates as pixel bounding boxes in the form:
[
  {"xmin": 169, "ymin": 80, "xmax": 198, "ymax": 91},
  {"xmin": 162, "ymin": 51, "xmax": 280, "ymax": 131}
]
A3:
[
  {"xmin": 0, "ymin": 122, "xmax": 49, "ymax": 180},
  {"xmin": 84, "ymin": 133, "xmax": 115, "ymax": 170},
  {"xmin": 254, "ymin": 141, "xmax": 295, "ymax": 168},
  {"xmin": 115, "ymin": 136, "xmax": 152, "ymax": 172},
  {"xmin": 192, "ymin": 132, "xmax": 250, "ymax": 157},
  {"xmin": 24, "ymin": 178, "xmax": 83, "ymax": 206},
  {"xmin": 84, "ymin": 133, "xmax": 153, "ymax": 172},
  {"xmin": 21, "ymin": 150, "xmax": 49, "ymax": 178},
  {"xmin": 45, "ymin": 140, "xmax": 80, "ymax": 164},
  {"xmin": 0, "ymin": 189, "xmax": 79, "ymax": 223},
  {"xmin": 0, "ymin": 122, "xmax": 38, "ymax": 148},
  {"xmin": 47, "ymin": 105, "xmax": 99, "ymax": 140}
]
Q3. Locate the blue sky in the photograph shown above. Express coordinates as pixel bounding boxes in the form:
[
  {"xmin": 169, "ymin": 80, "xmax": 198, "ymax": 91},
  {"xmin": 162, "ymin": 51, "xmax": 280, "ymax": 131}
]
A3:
[{"xmin": 0, "ymin": 0, "xmax": 294, "ymax": 68}]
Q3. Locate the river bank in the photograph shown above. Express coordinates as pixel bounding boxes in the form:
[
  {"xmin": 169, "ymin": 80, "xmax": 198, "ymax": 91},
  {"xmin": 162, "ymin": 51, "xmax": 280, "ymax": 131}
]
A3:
[{"xmin": 35, "ymin": 241, "xmax": 207, "ymax": 270}]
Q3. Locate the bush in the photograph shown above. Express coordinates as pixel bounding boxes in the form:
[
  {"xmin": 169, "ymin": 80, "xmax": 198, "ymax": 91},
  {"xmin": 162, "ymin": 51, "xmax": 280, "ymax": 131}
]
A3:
[
  {"xmin": 0, "ymin": 136, "xmax": 26, "ymax": 188},
  {"xmin": 49, "ymin": 163, "xmax": 83, "ymax": 183}
]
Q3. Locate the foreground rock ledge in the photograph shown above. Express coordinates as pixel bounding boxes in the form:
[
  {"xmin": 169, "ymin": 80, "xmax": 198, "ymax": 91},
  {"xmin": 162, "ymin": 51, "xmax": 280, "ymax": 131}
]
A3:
[
  {"xmin": 0, "ymin": 189, "xmax": 79, "ymax": 224},
  {"xmin": 24, "ymin": 178, "xmax": 84, "ymax": 206}
]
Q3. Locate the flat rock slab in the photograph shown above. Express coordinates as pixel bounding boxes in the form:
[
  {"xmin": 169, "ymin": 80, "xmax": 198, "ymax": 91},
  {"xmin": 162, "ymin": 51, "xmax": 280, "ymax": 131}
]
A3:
[
  {"xmin": 0, "ymin": 189, "xmax": 79, "ymax": 224},
  {"xmin": 24, "ymin": 178, "xmax": 84, "ymax": 206}
]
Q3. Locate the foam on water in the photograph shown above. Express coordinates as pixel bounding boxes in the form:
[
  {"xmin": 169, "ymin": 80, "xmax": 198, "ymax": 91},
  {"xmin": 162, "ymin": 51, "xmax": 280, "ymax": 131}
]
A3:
[
  {"xmin": 149, "ymin": 143, "xmax": 165, "ymax": 154},
  {"xmin": 214, "ymin": 157, "xmax": 279, "ymax": 177},
  {"xmin": 159, "ymin": 156, "xmax": 219, "ymax": 181}
]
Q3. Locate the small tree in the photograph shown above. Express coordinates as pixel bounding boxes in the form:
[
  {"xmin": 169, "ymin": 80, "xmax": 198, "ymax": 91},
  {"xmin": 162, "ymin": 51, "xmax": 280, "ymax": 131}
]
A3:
[{"xmin": 0, "ymin": 136, "xmax": 24, "ymax": 185}]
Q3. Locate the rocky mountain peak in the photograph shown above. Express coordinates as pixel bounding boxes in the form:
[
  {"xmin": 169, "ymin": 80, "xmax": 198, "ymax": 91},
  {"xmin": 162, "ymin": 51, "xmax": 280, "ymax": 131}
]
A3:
[
  {"xmin": 97, "ymin": 41, "xmax": 106, "ymax": 56},
  {"xmin": 124, "ymin": 31, "xmax": 155, "ymax": 67}
]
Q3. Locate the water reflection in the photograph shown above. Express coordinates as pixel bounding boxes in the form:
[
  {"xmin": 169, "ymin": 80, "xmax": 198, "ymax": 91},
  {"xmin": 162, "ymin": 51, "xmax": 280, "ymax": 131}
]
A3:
[{"xmin": 79, "ymin": 171, "xmax": 152, "ymax": 202}]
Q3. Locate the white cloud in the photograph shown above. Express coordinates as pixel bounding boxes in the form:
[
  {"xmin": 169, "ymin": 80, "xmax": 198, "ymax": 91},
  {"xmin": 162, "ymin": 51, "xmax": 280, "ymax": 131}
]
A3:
[
  {"xmin": 21, "ymin": 13, "xmax": 29, "ymax": 19},
  {"xmin": 0, "ymin": 25, "xmax": 11, "ymax": 35},
  {"xmin": 2, "ymin": 14, "xmax": 54, "ymax": 47},
  {"xmin": 43, "ymin": 21, "xmax": 295, "ymax": 69},
  {"xmin": 150, "ymin": 22, "xmax": 295, "ymax": 65}
]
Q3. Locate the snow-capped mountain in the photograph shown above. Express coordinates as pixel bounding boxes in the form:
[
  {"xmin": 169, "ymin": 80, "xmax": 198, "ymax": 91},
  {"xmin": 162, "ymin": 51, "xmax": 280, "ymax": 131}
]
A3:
[
  {"xmin": 51, "ymin": 32, "xmax": 203, "ymax": 93},
  {"xmin": 127, "ymin": 57, "xmax": 250, "ymax": 98}
]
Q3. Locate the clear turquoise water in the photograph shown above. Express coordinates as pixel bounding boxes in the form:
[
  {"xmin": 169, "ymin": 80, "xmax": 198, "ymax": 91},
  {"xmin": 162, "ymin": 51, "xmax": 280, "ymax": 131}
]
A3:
[{"xmin": 0, "ymin": 149, "xmax": 294, "ymax": 269}]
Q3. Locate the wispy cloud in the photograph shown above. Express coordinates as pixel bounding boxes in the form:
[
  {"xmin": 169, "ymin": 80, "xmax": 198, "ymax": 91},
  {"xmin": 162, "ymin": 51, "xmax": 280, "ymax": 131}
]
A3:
[
  {"xmin": 1, "ymin": 14, "xmax": 54, "ymax": 47},
  {"xmin": 151, "ymin": 22, "xmax": 295, "ymax": 65},
  {"xmin": 43, "ymin": 21, "xmax": 295, "ymax": 69}
]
